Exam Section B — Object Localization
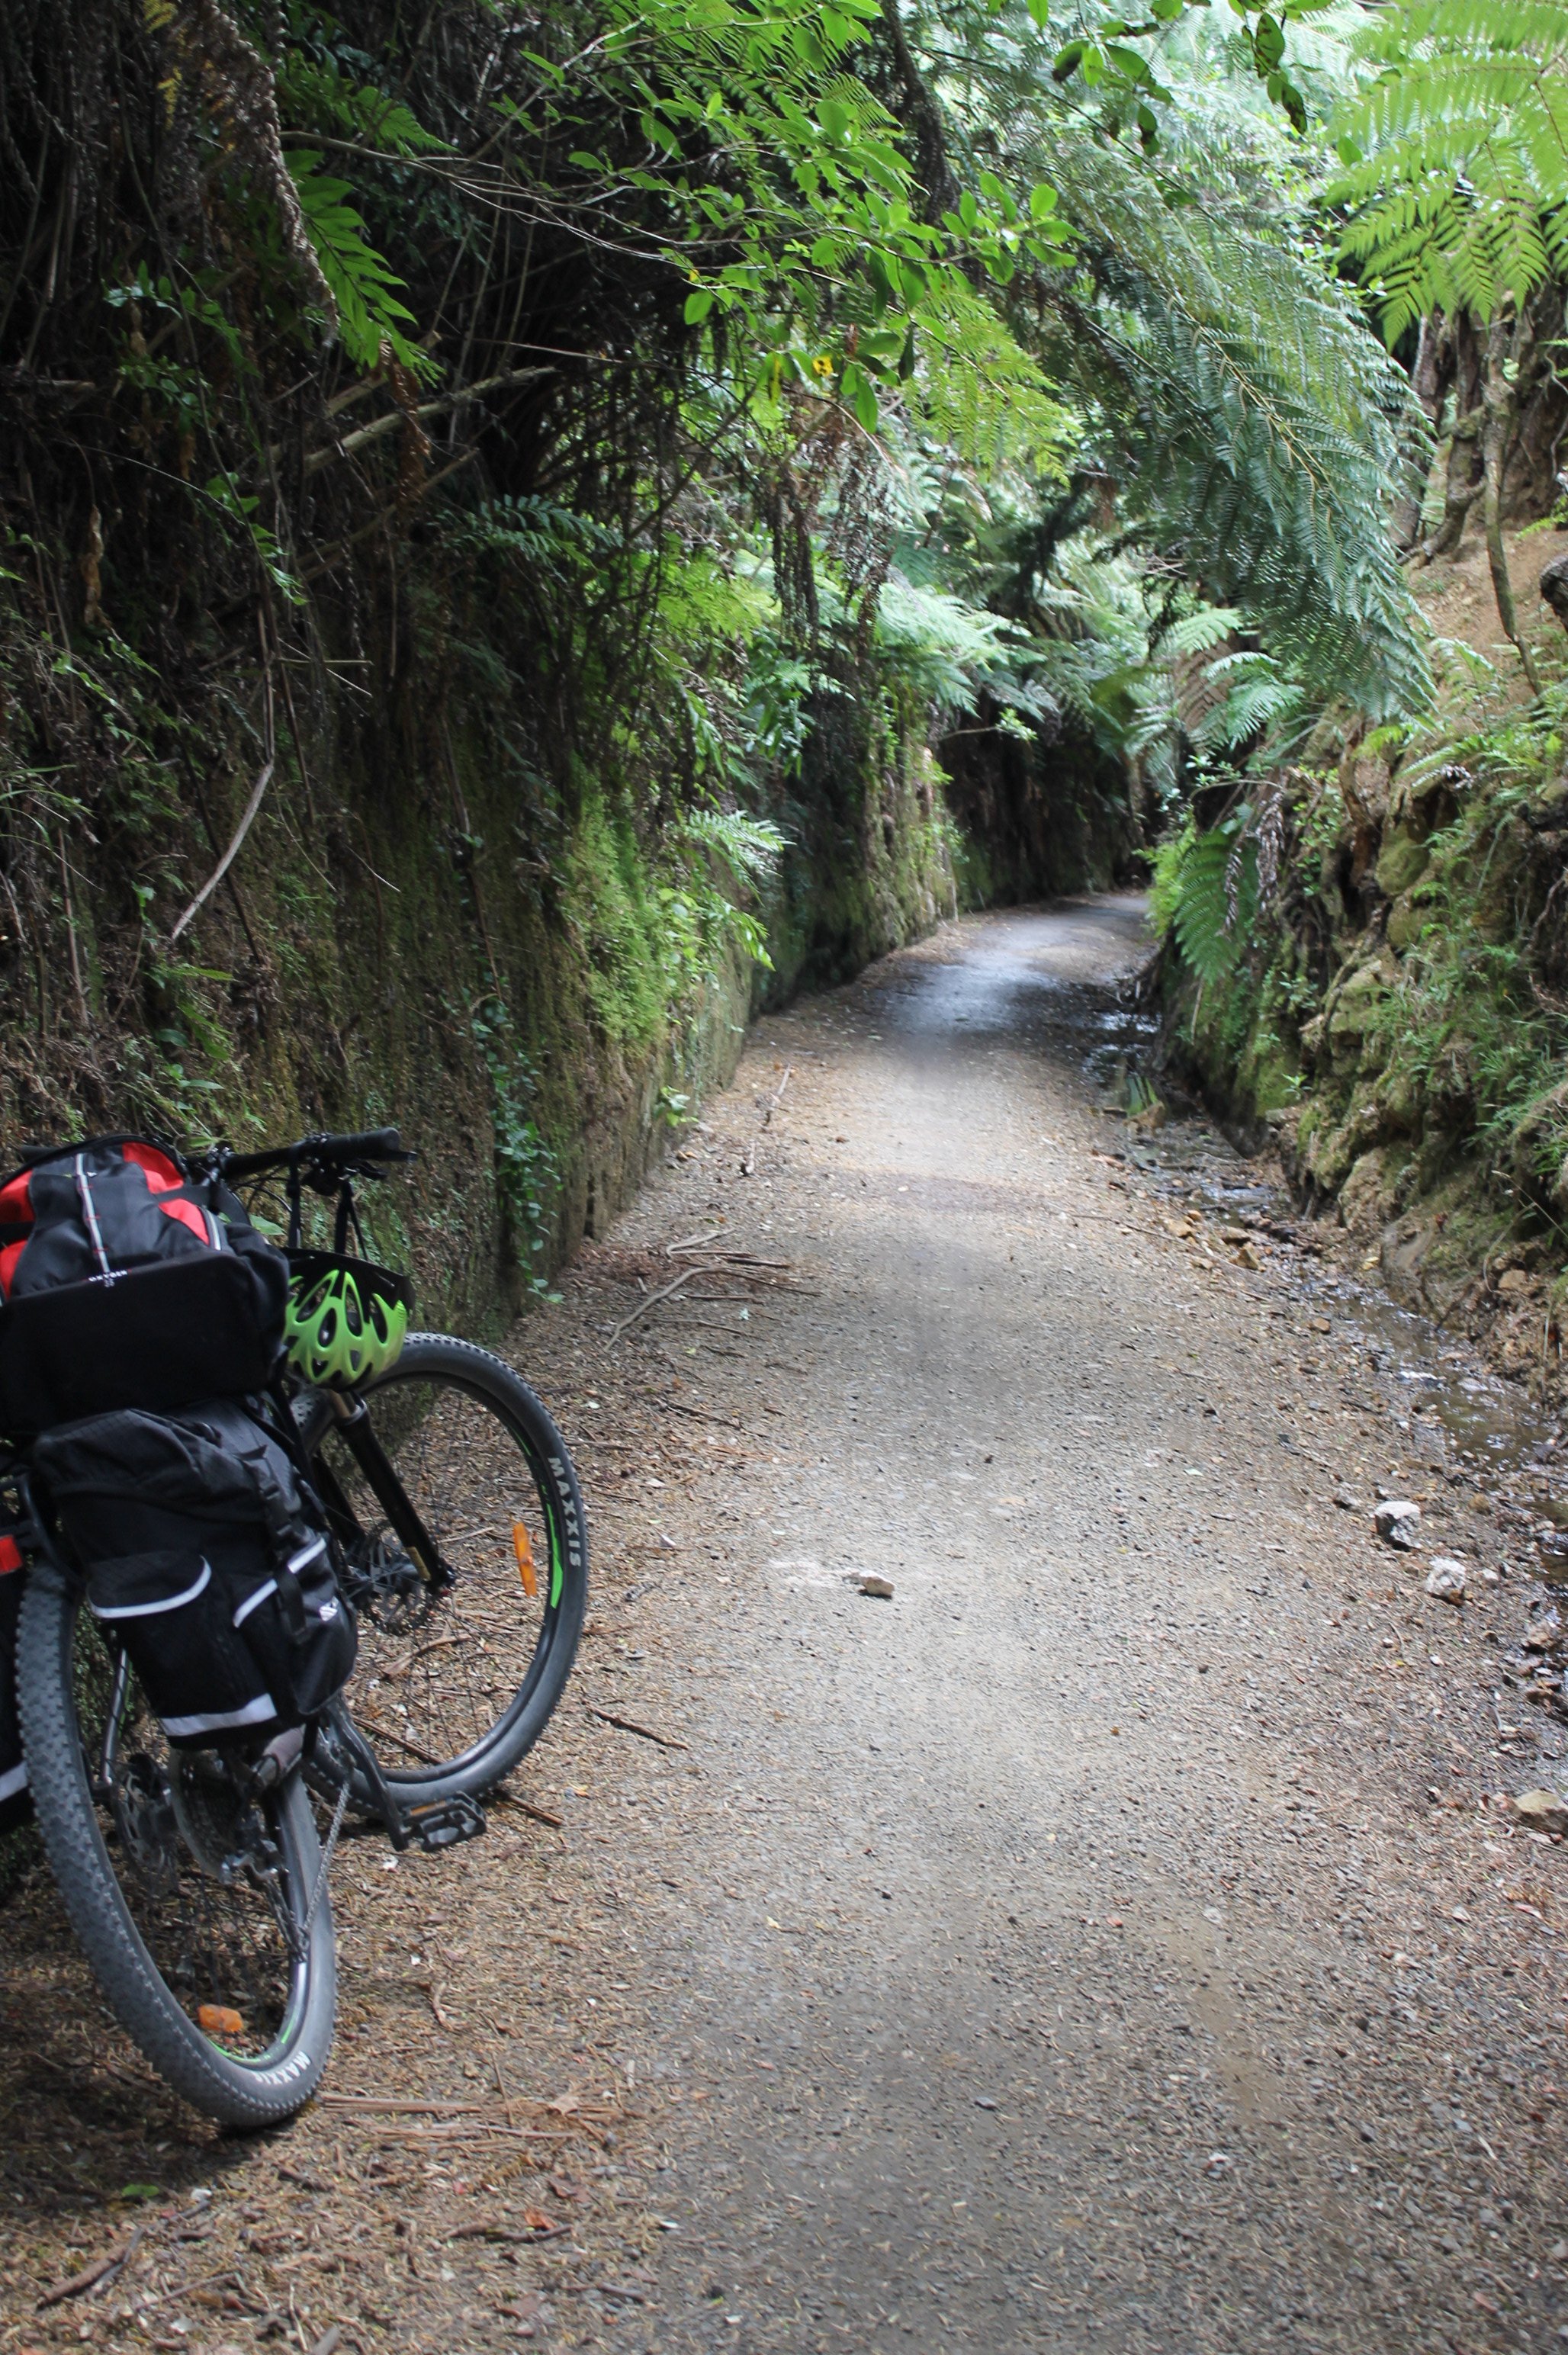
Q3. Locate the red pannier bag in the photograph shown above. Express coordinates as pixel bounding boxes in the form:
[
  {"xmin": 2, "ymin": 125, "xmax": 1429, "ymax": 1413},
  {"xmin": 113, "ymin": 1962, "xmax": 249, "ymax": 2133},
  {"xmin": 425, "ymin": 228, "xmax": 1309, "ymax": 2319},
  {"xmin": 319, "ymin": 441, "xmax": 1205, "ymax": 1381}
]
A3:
[{"xmin": 0, "ymin": 1136, "xmax": 290, "ymax": 1437}]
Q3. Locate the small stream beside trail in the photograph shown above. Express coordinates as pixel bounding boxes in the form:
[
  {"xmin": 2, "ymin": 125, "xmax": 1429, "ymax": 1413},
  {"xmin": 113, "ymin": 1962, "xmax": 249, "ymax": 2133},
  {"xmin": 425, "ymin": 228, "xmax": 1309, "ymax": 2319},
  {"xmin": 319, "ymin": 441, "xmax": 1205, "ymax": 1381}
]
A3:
[
  {"xmin": 1082, "ymin": 928, "xmax": 1568, "ymax": 1774},
  {"xmin": 1091, "ymin": 940, "xmax": 1565, "ymax": 1512}
]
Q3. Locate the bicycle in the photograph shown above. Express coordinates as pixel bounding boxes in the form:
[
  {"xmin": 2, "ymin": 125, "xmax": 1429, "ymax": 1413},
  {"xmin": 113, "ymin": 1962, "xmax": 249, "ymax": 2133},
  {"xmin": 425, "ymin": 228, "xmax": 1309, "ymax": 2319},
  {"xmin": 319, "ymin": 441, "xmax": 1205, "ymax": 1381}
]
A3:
[{"xmin": 11, "ymin": 1127, "xmax": 587, "ymax": 2126}]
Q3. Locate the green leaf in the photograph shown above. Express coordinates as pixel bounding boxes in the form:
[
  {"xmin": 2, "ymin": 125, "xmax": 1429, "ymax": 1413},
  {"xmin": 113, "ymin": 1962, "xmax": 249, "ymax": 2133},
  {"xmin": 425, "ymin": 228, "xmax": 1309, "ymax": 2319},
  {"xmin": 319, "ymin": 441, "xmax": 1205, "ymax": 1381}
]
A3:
[
  {"xmin": 1030, "ymin": 182, "xmax": 1059, "ymax": 218},
  {"xmin": 1104, "ymin": 43, "xmax": 1152, "ymax": 82},
  {"xmin": 1052, "ymin": 40, "xmax": 1085, "ymax": 81},
  {"xmin": 1252, "ymin": 13, "xmax": 1285, "ymax": 72},
  {"xmin": 683, "ymin": 288, "xmax": 716, "ymax": 323},
  {"xmin": 819, "ymin": 95, "xmax": 852, "ymax": 142},
  {"xmin": 840, "ymin": 359, "xmax": 879, "ymax": 431}
]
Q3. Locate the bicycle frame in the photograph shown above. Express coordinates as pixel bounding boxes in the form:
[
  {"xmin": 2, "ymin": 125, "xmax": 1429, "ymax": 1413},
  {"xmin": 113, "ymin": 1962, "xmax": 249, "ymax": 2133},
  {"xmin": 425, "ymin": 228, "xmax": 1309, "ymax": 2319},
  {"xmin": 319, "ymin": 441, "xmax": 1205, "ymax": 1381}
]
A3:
[{"xmin": 292, "ymin": 1387, "xmax": 454, "ymax": 1597}]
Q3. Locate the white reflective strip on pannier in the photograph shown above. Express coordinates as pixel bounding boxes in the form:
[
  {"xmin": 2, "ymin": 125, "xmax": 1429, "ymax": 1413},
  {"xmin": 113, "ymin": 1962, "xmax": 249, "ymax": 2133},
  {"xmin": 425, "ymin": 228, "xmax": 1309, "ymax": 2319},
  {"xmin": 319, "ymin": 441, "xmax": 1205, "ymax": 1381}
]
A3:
[
  {"xmin": 161, "ymin": 1692, "xmax": 278, "ymax": 1739},
  {"xmin": 90, "ymin": 1560, "xmax": 213, "ymax": 1619},
  {"xmin": 233, "ymin": 1577, "xmax": 277, "ymax": 1628},
  {"xmin": 288, "ymin": 1535, "xmax": 327, "ymax": 1576},
  {"xmin": 0, "ymin": 1760, "xmax": 28, "ymax": 1801}
]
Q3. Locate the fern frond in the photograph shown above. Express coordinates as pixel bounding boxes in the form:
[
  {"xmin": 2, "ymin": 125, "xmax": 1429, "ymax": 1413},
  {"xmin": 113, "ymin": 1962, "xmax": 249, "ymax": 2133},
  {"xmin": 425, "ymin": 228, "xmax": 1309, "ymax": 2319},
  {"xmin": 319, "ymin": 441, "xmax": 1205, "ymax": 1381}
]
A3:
[
  {"xmin": 1169, "ymin": 818, "xmax": 1258, "ymax": 983},
  {"xmin": 1330, "ymin": 0, "xmax": 1568, "ymax": 333}
]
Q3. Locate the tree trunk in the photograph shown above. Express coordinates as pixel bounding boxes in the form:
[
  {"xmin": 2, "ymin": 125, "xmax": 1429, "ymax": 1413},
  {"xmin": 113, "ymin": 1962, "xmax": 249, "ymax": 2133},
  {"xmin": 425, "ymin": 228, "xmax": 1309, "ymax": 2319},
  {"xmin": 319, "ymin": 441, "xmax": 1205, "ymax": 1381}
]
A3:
[
  {"xmin": 1502, "ymin": 282, "xmax": 1568, "ymax": 521},
  {"xmin": 1421, "ymin": 311, "xmax": 1485, "ymax": 560},
  {"xmin": 1481, "ymin": 305, "xmax": 1541, "ymax": 692},
  {"xmin": 1393, "ymin": 313, "xmax": 1448, "ymax": 551}
]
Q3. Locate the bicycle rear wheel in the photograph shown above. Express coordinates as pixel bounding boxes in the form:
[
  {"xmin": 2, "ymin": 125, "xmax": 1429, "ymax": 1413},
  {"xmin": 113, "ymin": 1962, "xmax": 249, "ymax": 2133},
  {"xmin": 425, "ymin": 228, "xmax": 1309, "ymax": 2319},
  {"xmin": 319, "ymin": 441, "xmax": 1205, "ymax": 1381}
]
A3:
[
  {"xmin": 17, "ymin": 1561, "xmax": 335, "ymax": 2128},
  {"xmin": 306, "ymin": 1333, "xmax": 588, "ymax": 1804}
]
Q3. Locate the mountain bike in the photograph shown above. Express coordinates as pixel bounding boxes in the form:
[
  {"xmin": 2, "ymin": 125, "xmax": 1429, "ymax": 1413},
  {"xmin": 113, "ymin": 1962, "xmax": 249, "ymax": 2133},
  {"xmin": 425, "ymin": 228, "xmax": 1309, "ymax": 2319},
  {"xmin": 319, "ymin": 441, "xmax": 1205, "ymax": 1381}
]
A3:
[{"xmin": 12, "ymin": 1128, "xmax": 587, "ymax": 2126}]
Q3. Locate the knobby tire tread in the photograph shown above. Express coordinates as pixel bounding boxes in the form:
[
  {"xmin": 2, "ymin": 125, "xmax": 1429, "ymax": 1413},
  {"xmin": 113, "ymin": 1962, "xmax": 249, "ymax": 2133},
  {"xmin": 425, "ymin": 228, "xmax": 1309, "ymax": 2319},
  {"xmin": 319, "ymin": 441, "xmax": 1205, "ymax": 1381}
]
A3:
[{"xmin": 17, "ymin": 1563, "xmax": 335, "ymax": 2129}]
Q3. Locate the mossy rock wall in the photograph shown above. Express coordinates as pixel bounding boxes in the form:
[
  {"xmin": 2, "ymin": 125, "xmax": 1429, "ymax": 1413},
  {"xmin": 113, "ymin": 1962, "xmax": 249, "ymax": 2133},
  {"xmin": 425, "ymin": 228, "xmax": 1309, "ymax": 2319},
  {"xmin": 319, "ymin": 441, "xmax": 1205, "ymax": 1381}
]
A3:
[
  {"xmin": 0, "ymin": 561, "xmax": 966, "ymax": 1342},
  {"xmin": 1157, "ymin": 737, "xmax": 1568, "ymax": 1383}
]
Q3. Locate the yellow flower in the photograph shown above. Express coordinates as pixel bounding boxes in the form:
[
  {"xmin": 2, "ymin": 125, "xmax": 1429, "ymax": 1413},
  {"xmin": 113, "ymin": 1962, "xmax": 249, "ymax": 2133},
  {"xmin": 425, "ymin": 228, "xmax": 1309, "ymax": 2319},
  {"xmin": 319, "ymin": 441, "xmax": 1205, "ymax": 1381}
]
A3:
[{"xmin": 811, "ymin": 353, "xmax": 834, "ymax": 379}]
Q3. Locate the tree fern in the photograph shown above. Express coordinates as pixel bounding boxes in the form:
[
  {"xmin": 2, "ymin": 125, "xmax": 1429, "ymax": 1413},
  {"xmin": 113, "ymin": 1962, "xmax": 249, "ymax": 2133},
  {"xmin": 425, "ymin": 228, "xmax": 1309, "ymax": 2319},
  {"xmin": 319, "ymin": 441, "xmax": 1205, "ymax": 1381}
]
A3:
[
  {"xmin": 901, "ymin": 0, "xmax": 1431, "ymax": 719},
  {"xmin": 1329, "ymin": 1, "xmax": 1568, "ymax": 337}
]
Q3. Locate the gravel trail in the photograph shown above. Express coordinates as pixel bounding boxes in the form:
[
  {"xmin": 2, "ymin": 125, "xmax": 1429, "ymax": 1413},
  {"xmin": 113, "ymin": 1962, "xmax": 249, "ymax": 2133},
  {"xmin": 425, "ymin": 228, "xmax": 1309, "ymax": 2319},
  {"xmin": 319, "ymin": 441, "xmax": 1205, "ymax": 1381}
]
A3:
[
  {"xmin": 4, "ymin": 896, "xmax": 1567, "ymax": 2354},
  {"xmin": 554, "ymin": 898, "xmax": 1568, "ymax": 2355}
]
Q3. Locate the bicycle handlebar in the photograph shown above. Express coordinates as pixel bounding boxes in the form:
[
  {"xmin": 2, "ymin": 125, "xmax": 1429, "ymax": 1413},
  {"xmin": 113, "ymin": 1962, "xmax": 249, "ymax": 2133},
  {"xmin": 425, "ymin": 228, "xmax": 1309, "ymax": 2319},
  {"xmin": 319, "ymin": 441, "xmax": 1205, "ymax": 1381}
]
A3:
[{"xmin": 220, "ymin": 1129, "xmax": 410, "ymax": 1181}]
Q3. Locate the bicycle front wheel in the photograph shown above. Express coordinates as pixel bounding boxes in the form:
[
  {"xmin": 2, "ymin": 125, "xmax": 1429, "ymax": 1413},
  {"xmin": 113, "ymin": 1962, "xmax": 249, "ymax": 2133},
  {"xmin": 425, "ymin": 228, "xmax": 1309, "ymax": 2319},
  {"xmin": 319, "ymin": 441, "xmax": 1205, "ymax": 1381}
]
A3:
[
  {"xmin": 17, "ymin": 1560, "xmax": 336, "ymax": 2128},
  {"xmin": 307, "ymin": 1332, "xmax": 588, "ymax": 1804}
]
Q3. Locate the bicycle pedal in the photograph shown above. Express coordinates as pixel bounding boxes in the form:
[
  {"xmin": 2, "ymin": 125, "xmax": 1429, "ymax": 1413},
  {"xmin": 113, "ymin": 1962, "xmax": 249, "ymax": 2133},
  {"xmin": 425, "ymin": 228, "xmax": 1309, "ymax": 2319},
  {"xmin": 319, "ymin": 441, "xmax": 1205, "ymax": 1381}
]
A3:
[{"xmin": 405, "ymin": 1794, "xmax": 487, "ymax": 1853}]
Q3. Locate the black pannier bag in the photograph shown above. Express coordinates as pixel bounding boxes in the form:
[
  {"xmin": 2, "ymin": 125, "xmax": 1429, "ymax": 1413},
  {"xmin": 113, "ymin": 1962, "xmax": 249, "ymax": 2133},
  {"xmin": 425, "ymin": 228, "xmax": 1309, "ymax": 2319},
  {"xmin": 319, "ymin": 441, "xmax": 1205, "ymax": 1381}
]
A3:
[
  {"xmin": 0, "ymin": 1554, "xmax": 30, "ymax": 1833},
  {"xmin": 0, "ymin": 1136, "xmax": 290, "ymax": 1437},
  {"xmin": 32, "ymin": 1399, "xmax": 355, "ymax": 1749}
]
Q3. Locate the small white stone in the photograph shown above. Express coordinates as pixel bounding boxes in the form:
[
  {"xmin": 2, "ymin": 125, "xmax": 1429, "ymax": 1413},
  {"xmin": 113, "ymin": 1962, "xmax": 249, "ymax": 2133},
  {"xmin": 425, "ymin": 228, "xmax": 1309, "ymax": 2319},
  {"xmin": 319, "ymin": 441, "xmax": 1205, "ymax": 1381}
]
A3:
[
  {"xmin": 1425, "ymin": 1559, "xmax": 1467, "ymax": 1604},
  {"xmin": 1374, "ymin": 1499, "xmax": 1422, "ymax": 1549}
]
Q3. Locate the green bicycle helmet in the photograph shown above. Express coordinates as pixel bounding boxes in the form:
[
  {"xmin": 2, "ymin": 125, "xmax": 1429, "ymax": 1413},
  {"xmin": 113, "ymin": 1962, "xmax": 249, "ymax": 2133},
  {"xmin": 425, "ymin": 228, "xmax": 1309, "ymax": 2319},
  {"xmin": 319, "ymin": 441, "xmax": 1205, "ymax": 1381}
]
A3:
[{"xmin": 284, "ymin": 1251, "xmax": 413, "ymax": 1389}]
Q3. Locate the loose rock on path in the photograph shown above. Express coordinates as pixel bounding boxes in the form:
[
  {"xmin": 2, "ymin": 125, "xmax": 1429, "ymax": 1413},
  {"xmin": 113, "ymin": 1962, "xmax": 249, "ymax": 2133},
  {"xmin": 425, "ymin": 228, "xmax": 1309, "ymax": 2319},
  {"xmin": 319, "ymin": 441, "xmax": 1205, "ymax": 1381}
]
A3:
[{"xmin": 4, "ymin": 895, "xmax": 1568, "ymax": 2353}]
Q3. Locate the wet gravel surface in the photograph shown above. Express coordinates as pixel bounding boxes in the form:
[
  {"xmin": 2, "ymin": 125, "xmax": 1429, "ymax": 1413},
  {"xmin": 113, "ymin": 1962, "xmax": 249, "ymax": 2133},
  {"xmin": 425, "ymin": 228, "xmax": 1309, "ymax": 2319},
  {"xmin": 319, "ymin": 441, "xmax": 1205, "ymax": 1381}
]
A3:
[{"xmin": 5, "ymin": 897, "xmax": 1568, "ymax": 2353}]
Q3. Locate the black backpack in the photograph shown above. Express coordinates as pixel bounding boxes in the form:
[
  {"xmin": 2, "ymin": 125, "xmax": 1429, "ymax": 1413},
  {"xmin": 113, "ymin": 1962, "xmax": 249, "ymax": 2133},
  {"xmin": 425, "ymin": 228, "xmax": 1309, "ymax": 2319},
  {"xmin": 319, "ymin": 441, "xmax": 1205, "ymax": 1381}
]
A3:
[
  {"xmin": 32, "ymin": 1399, "xmax": 355, "ymax": 1750},
  {"xmin": 0, "ymin": 1136, "xmax": 289, "ymax": 1437}
]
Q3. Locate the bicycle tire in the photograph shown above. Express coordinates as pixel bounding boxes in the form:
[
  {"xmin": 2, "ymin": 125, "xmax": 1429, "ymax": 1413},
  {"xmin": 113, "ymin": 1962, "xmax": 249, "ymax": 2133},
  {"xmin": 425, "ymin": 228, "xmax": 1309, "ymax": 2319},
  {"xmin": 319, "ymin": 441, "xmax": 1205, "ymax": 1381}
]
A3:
[
  {"xmin": 307, "ymin": 1332, "xmax": 588, "ymax": 1805},
  {"xmin": 17, "ymin": 1560, "xmax": 336, "ymax": 2128}
]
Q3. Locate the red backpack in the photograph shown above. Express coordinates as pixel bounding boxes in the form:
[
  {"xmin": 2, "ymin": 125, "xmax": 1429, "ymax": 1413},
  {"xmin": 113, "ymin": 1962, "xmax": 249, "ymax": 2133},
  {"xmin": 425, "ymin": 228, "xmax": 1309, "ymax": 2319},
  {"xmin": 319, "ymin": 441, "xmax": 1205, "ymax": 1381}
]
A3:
[{"xmin": 0, "ymin": 1136, "xmax": 290, "ymax": 1436}]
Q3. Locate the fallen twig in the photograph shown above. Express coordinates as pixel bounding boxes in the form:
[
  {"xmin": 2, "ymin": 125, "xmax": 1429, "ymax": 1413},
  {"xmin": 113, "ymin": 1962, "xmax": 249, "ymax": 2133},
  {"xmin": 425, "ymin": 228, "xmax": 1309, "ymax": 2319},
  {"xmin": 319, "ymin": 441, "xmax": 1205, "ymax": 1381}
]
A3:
[
  {"xmin": 496, "ymin": 1790, "xmax": 566, "ymax": 1830},
  {"xmin": 608, "ymin": 1264, "xmax": 705, "ymax": 1343},
  {"xmin": 661, "ymin": 1399, "xmax": 742, "ymax": 1429},
  {"xmin": 323, "ymin": 2091, "xmax": 626, "ymax": 2122},
  {"xmin": 324, "ymin": 2094, "xmax": 491, "ymax": 2116},
  {"xmin": 361, "ymin": 1720, "xmax": 563, "ymax": 1826},
  {"xmin": 38, "ymin": 2228, "xmax": 143, "ymax": 2310},
  {"xmin": 586, "ymin": 1704, "xmax": 690, "ymax": 1751},
  {"xmin": 451, "ymin": 2220, "xmax": 569, "ymax": 2244}
]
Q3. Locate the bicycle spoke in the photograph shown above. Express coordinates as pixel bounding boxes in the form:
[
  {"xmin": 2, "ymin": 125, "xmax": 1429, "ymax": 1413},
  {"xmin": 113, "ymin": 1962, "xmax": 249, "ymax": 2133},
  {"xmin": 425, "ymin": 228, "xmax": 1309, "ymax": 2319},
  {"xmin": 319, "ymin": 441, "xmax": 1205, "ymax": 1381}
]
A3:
[
  {"xmin": 72, "ymin": 1621, "xmax": 304, "ymax": 2061},
  {"xmin": 320, "ymin": 1365, "xmax": 565, "ymax": 1776}
]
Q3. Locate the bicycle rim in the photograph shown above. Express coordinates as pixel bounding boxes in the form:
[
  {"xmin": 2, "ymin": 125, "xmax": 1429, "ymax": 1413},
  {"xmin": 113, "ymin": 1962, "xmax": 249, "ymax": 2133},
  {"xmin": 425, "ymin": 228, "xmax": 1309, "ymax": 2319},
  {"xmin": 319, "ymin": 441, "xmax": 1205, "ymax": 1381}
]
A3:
[
  {"xmin": 314, "ymin": 1347, "xmax": 583, "ymax": 1785},
  {"xmin": 59, "ymin": 1600, "xmax": 313, "ymax": 2068}
]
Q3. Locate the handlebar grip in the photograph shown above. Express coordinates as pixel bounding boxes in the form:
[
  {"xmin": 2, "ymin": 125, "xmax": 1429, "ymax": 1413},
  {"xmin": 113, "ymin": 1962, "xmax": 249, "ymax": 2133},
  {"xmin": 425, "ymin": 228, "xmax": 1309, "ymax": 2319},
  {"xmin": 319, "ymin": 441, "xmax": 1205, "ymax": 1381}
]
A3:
[
  {"xmin": 219, "ymin": 1128, "xmax": 410, "ymax": 1180},
  {"xmin": 310, "ymin": 1128, "xmax": 406, "ymax": 1161}
]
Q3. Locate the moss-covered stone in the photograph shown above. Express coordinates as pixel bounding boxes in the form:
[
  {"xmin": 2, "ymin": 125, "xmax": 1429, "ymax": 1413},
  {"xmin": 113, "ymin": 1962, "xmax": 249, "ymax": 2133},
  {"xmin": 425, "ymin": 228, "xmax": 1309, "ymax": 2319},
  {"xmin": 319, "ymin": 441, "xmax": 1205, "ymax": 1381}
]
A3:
[{"xmin": 1374, "ymin": 824, "xmax": 1430, "ymax": 898}]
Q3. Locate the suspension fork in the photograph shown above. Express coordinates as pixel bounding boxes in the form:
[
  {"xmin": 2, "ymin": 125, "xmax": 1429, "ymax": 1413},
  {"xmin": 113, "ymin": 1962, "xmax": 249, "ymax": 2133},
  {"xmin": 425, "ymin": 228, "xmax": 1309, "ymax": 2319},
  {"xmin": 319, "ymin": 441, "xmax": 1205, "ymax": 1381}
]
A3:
[{"xmin": 318, "ymin": 1392, "xmax": 454, "ymax": 1595}]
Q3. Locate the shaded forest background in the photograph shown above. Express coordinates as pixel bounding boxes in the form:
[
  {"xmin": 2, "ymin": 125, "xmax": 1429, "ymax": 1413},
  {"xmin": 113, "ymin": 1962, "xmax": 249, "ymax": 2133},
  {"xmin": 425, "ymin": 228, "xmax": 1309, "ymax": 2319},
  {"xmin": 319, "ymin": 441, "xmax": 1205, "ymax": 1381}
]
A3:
[{"xmin": 9, "ymin": 0, "xmax": 1568, "ymax": 1353}]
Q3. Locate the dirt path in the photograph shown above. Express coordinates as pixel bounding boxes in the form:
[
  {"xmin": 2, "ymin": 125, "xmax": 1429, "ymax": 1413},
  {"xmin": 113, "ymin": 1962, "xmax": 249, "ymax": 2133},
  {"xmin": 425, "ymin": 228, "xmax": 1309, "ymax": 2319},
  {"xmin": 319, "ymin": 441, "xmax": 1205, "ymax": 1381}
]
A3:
[{"xmin": 5, "ymin": 898, "xmax": 1568, "ymax": 2353}]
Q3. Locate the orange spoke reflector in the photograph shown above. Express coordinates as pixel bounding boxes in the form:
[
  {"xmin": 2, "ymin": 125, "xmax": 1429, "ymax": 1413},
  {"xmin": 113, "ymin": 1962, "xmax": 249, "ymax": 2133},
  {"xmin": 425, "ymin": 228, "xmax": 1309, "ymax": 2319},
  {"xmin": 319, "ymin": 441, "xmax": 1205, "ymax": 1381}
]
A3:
[
  {"xmin": 512, "ymin": 1521, "xmax": 538, "ymax": 1598},
  {"xmin": 198, "ymin": 2003, "xmax": 245, "ymax": 2040}
]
